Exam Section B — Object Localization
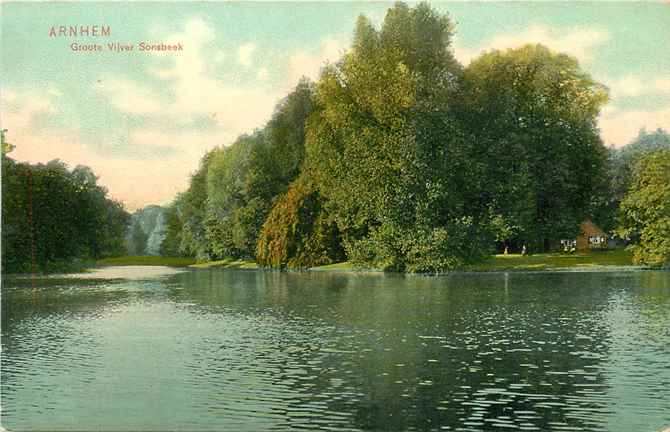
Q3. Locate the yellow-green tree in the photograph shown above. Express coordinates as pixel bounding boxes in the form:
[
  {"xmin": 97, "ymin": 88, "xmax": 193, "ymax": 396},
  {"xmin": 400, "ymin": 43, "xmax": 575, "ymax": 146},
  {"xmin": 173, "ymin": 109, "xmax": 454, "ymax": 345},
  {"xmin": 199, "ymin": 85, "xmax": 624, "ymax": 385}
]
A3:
[
  {"xmin": 617, "ymin": 150, "xmax": 670, "ymax": 267},
  {"xmin": 306, "ymin": 2, "xmax": 479, "ymax": 271},
  {"xmin": 256, "ymin": 176, "xmax": 343, "ymax": 269}
]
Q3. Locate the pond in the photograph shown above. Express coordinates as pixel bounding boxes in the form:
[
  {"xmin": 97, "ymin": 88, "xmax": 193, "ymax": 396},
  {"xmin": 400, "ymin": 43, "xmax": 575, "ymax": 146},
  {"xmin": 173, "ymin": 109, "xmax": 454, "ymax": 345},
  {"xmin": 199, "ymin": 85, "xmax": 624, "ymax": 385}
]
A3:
[{"xmin": 2, "ymin": 267, "xmax": 669, "ymax": 431}]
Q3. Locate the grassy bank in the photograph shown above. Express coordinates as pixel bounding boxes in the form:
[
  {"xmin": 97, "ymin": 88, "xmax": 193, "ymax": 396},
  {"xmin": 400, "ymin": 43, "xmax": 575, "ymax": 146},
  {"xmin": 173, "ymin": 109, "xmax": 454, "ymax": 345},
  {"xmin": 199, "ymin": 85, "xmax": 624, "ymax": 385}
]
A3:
[
  {"xmin": 309, "ymin": 261, "xmax": 356, "ymax": 271},
  {"xmin": 308, "ymin": 249, "xmax": 637, "ymax": 273},
  {"xmin": 464, "ymin": 249, "xmax": 635, "ymax": 272},
  {"xmin": 96, "ymin": 249, "xmax": 638, "ymax": 273},
  {"xmin": 2, "ymin": 258, "xmax": 97, "ymax": 276},
  {"xmin": 97, "ymin": 256, "xmax": 197, "ymax": 267}
]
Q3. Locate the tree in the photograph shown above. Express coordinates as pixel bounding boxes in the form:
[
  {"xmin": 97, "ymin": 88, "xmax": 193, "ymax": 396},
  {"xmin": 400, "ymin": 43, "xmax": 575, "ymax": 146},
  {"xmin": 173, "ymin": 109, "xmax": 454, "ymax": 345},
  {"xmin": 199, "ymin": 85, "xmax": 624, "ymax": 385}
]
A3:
[
  {"xmin": 1, "ymin": 129, "xmax": 14, "ymax": 155},
  {"xmin": 594, "ymin": 128, "xmax": 670, "ymax": 233},
  {"xmin": 156, "ymin": 2, "xmax": 620, "ymax": 272},
  {"xmin": 160, "ymin": 199, "xmax": 185, "ymax": 257},
  {"xmin": 200, "ymin": 80, "xmax": 317, "ymax": 260},
  {"xmin": 256, "ymin": 176, "xmax": 344, "ymax": 269},
  {"xmin": 619, "ymin": 128, "xmax": 670, "ymax": 160},
  {"xmin": 204, "ymin": 138, "xmax": 254, "ymax": 259},
  {"xmin": 128, "ymin": 222, "xmax": 148, "ymax": 255},
  {"xmin": 2, "ymin": 136, "xmax": 130, "ymax": 272},
  {"xmin": 457, "ymin": 44, "xmax": 610, "ymax": 251},
  {"xmin": 178, "ymin": 152, "xmax": 213, "ymax": 259},
  {"xmin": 305, "ymin": 2, "xmax": 476, "ymax": 272},
  {"xmin": 617, "ymin": 150, "xmax": 670, "ymax": 267},
  {"xmin": 2, "ymin": 152, "xmax": 32, "ymax": 272}
]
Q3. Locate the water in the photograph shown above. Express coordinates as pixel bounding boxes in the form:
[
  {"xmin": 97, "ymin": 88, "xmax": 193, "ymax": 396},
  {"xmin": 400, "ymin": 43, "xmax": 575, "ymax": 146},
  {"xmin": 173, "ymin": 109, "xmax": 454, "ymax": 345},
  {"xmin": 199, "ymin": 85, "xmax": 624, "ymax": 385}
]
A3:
[{"xmin": 2, "ymin": 266, "xmax": 669, "ymax": 431}]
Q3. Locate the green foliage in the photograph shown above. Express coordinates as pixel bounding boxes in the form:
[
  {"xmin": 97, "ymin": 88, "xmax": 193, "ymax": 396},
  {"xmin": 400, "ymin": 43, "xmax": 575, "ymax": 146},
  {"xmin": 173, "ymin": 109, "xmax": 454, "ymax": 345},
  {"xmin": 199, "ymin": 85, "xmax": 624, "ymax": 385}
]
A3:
[
  {"xmin": 457, "ymin": 44, "xmax": 610, "ymax": 250},
  {"xmin": 160, "ymin": 199, "xmax": 185, "ymax": 257},
  {"xmin": 617, "ymin": 150, "xmax": 670, "ymax": 267},
  {"xmin": 305, "ymin": 2, "xmax": 475, "ymax": 270},
  {"xmin": 175, "ymin": 151, "xmax": 217, "ymax": 260},
  {"xmin": 159, "ymin": 2, "xmax": 616, "ymax": 272},
  {"xmin": 2, "ymin": 152, "xmax": 130, "ymax": 273},
  {"xmin": 597, "ymin": 129, "xmax": 670, "ymax": 232},
  {"xmin": 162, "ymin": 80, "xmax": 317, "ymax": 261},
  {"xmin": 346, "ymin": 218, "xmax": 492, "ymax": 273},
  {"xmin": 204, "ymin": 134, "xmax": 257, "ymax": 259},
  {"xmin": 256, "ymin": 177, "xmax": 344, "ymax": 269},
  {"xmin": 619, "ymin": 128, "xmax": 670, "ymax": 161},
  {"xmin": 1, "ymin": 129, "xmax": 15, "ymax": 155},
  {"xmin": 128, "ymin": 221, "xmax": 149, "ymax": 255}
]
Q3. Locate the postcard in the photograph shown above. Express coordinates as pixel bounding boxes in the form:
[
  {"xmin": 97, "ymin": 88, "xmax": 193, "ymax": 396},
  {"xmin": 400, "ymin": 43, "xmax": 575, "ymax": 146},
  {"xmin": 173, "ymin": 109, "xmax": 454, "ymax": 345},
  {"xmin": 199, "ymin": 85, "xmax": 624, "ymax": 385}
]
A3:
[{"xmin": 1, "ymin": 2, "xmax": 669, "ymax": 431}]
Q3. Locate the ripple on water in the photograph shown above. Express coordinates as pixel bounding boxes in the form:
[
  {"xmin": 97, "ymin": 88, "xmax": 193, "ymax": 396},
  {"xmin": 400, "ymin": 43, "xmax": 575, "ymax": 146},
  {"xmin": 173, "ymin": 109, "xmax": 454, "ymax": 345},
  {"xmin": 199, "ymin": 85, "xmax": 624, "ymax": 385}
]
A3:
[{"xmin": 2, "ymin": 270, "xmax": 670, "ymax": 431}]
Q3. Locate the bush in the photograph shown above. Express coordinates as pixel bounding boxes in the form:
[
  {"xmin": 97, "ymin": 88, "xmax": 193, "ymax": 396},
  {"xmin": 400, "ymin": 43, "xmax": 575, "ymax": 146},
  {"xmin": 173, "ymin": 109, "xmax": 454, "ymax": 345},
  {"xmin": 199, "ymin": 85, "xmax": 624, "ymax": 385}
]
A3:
[{"xmin": 346, "ymin": 217, "xmax": 493, "ymax": 273}]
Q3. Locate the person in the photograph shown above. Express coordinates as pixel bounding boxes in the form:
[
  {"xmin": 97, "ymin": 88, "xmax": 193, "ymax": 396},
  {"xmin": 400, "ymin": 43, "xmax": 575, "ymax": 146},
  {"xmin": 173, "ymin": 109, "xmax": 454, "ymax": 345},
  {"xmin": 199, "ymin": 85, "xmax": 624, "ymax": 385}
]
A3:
[
  {"xmin": 521, "ymin": 245, "xmax": 527, "ymax": 256},
  {"xmin": 504, "ymin": 246, "xmax": 509, "ymax": 255}
]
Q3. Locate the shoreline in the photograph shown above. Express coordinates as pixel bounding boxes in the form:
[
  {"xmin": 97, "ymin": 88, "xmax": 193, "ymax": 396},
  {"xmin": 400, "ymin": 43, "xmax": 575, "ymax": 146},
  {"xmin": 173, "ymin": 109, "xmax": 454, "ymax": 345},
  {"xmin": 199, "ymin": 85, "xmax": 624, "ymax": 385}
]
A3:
[
  {"xmin": 1, "ymin": 264, "xmax": 655, "ymax": 281},
  {"xmin": 5, "ymin": 250, "xmax": 663, "ymax": 279}
]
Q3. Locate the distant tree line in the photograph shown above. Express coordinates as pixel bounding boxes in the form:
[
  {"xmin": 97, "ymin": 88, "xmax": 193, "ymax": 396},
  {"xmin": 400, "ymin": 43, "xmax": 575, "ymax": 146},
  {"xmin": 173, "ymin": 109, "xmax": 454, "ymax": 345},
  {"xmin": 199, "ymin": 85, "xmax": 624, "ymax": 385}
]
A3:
[
  {"xmin": 126, "ymin": 205, "xmax": 166, "ymax": 256},
  {"xmin": 2, "ymin": 132, "xmax": 129, "ymax": 273}
]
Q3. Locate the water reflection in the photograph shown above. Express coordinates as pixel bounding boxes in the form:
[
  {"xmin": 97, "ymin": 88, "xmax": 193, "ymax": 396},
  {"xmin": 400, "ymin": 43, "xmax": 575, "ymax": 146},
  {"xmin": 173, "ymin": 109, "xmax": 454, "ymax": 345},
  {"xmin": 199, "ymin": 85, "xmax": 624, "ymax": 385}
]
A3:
[{"xmin": 2, "ymin": 269, "xmax": 669, "ymax": 431}]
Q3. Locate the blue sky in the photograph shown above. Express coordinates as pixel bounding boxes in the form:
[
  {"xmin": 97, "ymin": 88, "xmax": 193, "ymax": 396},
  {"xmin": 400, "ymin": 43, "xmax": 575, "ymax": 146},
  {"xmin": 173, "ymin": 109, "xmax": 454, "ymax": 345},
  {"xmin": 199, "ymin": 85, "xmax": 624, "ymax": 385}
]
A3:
[{"xmin": 1, "ymin": 2, "xmax": 669, "ymax": 210}]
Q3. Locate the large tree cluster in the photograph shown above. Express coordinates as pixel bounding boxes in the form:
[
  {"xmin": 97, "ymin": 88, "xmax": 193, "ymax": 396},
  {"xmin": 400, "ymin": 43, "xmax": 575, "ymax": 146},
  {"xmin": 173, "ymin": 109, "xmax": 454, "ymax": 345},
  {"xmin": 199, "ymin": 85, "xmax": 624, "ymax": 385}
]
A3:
[
  {"xmin": 161, "ymin": 2, "xmax": 613, "ymax": 272},
  {"xmin": 160, "ymin": 79, "xmax": 325, "ymax": 264},
  {"xmin": 2, "ymin": 138, "xmax": 129, "ymax": 273}
]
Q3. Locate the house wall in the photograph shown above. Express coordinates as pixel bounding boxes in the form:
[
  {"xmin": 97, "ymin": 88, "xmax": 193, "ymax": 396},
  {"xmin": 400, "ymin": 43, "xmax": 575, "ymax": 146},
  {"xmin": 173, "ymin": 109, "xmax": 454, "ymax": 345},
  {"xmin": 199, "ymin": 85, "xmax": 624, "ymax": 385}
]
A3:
[
  {"xmin": 576, "ymin": 235, "xmax": 589, "ymax": 251},
  {"xmin": 577, "ymin": 221, "xmax": 607, "ymax": 251}
]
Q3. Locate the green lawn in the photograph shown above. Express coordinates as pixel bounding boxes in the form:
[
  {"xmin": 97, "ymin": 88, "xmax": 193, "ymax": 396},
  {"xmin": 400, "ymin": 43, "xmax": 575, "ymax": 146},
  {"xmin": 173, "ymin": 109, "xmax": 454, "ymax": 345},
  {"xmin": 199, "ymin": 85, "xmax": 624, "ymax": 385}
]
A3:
[
  {"xmin": 464, "ymin": 249, "xmax": 635, "ymax": 272},
  {"xmin": 97, "ymin": 256, "xmax": 197, "ymax": 267},
  {"xmin": 309, "ymin": 261, "xmax": 357, "ymax": 272},
  {"xmin": 310, "ymin": 249, "xmax": 637, "ymax": 273},
  {"xmin": 189, "ymin": 258, "xmax": 258, "ymax": 269},
  {"xmin": 97, "ymin": 249, "xmax": 637, "ymax": 273}
]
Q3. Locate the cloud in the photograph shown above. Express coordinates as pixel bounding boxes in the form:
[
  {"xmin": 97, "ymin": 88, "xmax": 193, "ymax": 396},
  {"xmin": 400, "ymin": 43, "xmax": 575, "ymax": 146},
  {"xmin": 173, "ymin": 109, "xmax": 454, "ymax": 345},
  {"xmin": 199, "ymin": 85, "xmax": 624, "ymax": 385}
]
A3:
[
  {"xmin": 8, "ymin": 19, "xmax": 287, "ymax": 210},
  {"xmin": 238, "ymin": 42, "xmax": 256, "ymax": 67},
  {"xmin": 129, "ymin": 127, "xmax": 235, "ymax": 159},
  {"xmin": 47, "ymin": 86, "xmax": 63, "ymax": 97},
  {"xmin": 213, "ymin": 49, "xmax": 226, "ymax": 64},
  {"xmin": 605, "ymin": 74, "xmax": 670, "ymax": 99},
  {"xmin": 4, "ymin": 19, "xmax": 282, "ymax": 209},
  {"xmin": 99, "ymin": 18, "xmax": 281, "ymax": 135},
  {"xmin": 257, "ymin": 67, "xmax": 269, "ymax": 81},
  {"xmin": 1, "ymin": 88, "xmax": 57, "ymax": 130},
  {"xmin": 599, "ymin": 105, "xmax": 670, "ymax": 147},
  {"xmin": 284, "ymin": 36, "xmax": 349, "ymax": 90},
  {"xmin": 95, "ymin": 20, "xmax": 350, "ymax": 146},
  {"xmin": 655, "ymin": 78, "xmax": 670, "ymax": 93},
  {"xmin": 94, "ymin": 77, "xmax": 166, "ymax": 115},
  {"xmin": 454, "ymin": 24, "xmax": 609, "ymax": 66},
  {"xmin": 1, "ymin": 88, "xmax": 223, "ymax": 211}
]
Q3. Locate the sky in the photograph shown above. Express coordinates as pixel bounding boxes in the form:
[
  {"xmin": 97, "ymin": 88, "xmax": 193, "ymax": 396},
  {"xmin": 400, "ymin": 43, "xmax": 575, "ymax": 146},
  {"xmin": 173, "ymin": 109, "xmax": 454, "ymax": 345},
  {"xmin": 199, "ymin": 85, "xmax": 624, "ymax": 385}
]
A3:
[{"xmin": 1, "ymin": 2, "xmax": 669, "ymax": 211}]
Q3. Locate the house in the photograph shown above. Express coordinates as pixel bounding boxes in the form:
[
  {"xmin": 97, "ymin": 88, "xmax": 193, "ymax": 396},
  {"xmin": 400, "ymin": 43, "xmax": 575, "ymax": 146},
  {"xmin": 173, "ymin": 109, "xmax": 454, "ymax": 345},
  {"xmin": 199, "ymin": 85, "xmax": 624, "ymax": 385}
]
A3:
[
  {"xmin": 560, "ymin": 220, "xmax": 608, "ymax": 252},
  {"xmin": 577, "ymin": 220, "xmax": 608, "ymax": 250}
]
